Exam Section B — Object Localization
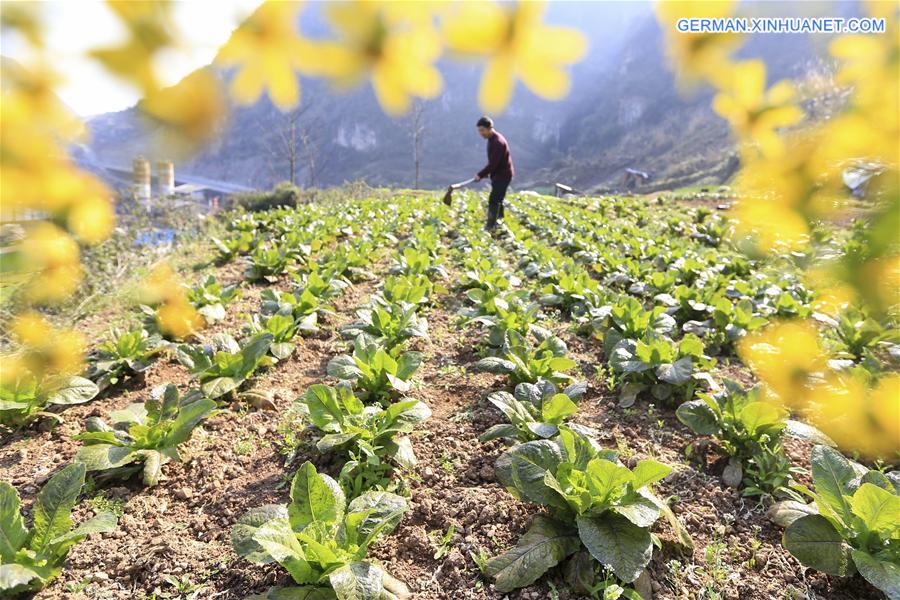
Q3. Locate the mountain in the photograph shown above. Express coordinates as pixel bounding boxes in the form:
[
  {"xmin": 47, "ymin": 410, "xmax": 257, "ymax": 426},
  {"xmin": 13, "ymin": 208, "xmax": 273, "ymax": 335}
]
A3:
[{"xmin": 83, "ymin": 3, "xmax": 840, "ymax": 193}]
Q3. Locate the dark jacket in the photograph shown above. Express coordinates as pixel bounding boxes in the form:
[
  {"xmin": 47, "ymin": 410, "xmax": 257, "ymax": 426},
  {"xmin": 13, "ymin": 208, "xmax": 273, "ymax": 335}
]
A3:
[{"xmin": 478, "ymin": 131, "xmax": 514, "ymax": 183}]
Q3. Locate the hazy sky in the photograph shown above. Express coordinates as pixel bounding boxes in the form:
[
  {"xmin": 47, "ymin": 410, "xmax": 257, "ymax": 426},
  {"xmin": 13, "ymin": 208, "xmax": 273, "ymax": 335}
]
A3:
[{"xmin": 2, "ymin": 0, "xmax": 260, "ymax": 116}]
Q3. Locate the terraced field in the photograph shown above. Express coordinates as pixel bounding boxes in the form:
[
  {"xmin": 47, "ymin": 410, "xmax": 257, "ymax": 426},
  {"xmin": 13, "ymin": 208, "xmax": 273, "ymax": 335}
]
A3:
[{"xmin": 2, "ymin": 191, "xmax": 894, "ymax": 600}]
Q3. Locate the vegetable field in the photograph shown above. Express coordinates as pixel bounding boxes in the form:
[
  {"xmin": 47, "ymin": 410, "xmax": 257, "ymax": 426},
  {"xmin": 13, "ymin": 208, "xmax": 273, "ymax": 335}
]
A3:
[{"xmin": 2, "ymin": 190, "xmax": 898, "ymax": 600}]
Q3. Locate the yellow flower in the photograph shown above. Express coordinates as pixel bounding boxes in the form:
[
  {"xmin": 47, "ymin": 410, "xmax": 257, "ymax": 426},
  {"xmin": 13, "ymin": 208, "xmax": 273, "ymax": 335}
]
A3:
[
  {"xmin": 216, "ymin": 1, "xmax": 316, "ymax": 110},
  {"xmin": 67, "ymin": 193, "xmax": 115, "ymax": 245},
  {"xmin": 18, "ymin": 222, "xmax": 83, "ymax": 303},
  {"xmin": 10, "ymin": 312, "xmax": 85, "ymax": 378},
  {"xmin": 738, "ymin": 321, "xmax": 828, "ymax": 406},
  {"xmin": 0, "ymin": 1, "xmax": 43, "ymax": 48},
  {"xmin": 806, "ymin": 269, "xmax": 857, "ymax": 315},
  {"xmin": 139, "ymin": 68, "xmax": 228, "ymax": 156},
  {"xmin": 807, "ymin": 374, "xmax": 900, "ymax": 459},
  {"xmin": 89, "ymin": 0, "xmax": 175, "ymax": 93},
  {"xmin": 136, "ymin": 263, "xmax": 203, "ymax": 339},
  {"xmin": 729, "ymin": 198, "xmax": 809, "ymax": 254},
  {"xmin": 315, "ymin": 1, "xmax": 443, "ymax": 115},
  {"xmin": 654, "ymin": 0, "xmax": 742, "ymax": 88},
  {"xmin": 156, "ymin": 301, "xmax": 202, "ymax": 340},
  {"xmin": 712, "ymin": 60, "xmax": 804, "ymax": 158},
  {"xmin": 443, "ymin": 1, "xmax": 585, "ymax": 112},
  {"xmin": 137, "ymin": 262, "xmax": 182, "ymax": 305}
]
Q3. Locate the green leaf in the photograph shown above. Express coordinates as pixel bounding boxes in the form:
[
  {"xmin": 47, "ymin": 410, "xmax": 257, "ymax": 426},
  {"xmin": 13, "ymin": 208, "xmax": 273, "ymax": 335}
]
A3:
[
  {"xmin": 48, "ymin": 511, "xmax": 117, "ymax": 548},
  {"xmin": 576, "ymin": 512, "xmax": 653, "ymax": 583},
  {"xmin": 29, "ymin": 463, "xmax": 86, "ymax": 556},
  {"xmin": 327, "ymin": 356, "xmax": 362, "ymax": 381},
  {"xmin": 202, "ymin": 376, "xmax": 240, "ymax": 399},
  {"xmin": 675, "ymin": 400, "xmax": 719, "ymax": 435},
  {"xmin": 75, "ymin": 444, "xmax": 138, "ymax": 472},
  {"xmin": 141, "ymin": 450, "xmax": 163, "ymax": 486},
  {"xmin": 541, "ymin": 393, "xmax": 578, "ymax": 423},
  {"xmin": 288, "ymin": 462, "xmax": 345, "ymax": 530},
  {"xmin": 656, "ymin": 356, "xmax": 692, "ymax": 385},
  {"xmin": 345, "ymin": 491, "xmax": 408, "ymax": 547},
  {"xmin": 506, "ymin": 440, "xmax": 567, "ymax": 508},
  {"xmin": 240, "ymin": 333, "xmax": 274, "ymax": 376},
  {"xmin": 740, "ymin": 402, "xmax": 784, "ymax": 436},
  {"xmin": 783, "ymin": 514, "xmax": 852, "ymax": 576},
  {"xmin": 254, "ymin": 518, "xmax": 315, "ymax": 584},
  {"xmin": 547, "ymin": 357, "xmax": 577, "ymax": 372},
  {"xmin": 811, "ymin": 445, "xmax": 856, "ymax": 523},
  {"xmin": 479, "ymin": 424, "xmax": 520, "ymax": 442},
  {"xmin": 165, "ymin": 398, "xmax": 216, "ymax": 447},
  {"xmin": 0, "ymin": 563, "xmax": 42, "ymax": 593},
  {"xmin": 473, "ymin": 357, "xmax": 516, "ymax": 374},
  {"xmin": 395, "ymin": 352, "xmax": 422, "ymax": 380},
  {"xmin": 0, "ymin": 482, "xmax": 27, "ymax": 560},
  {"xmin": 44, "ymin": 376, "xmax": 99, "ymax": 406},
  {"xmin": 767, "ymin": 500, "xmax": 818, "ymax": 528},
  {"xmin": 329, "ymin": 561, "xmax": 384, "ymax": 600},
  {"xmin": 631, "ymin": 460, "xmax": 672, "ymax": 490},
  {"xmin": 246, "ymin": 588, "xmax": 336, "ymax": 600},
  {"xmin": 232, "ymin": 504, "xmax": 290, "ymax": 563},
  {"xmin": 585, "ymin": 459, "xmax": 634, "ymax": 501},
  {"xmin": 485, "ymin": 515, "xmax": 580, "ymax": 592},
  {"xmin": 614, "ymin": 496, "xmax": 661, "ymax": 528},
  {"xmin": 851, "ymin": 549, "xmax": 900, "ymax": 599},
  {"xmin": 850, "ymin": 483, "xmax": 900, "ymax": 536}
]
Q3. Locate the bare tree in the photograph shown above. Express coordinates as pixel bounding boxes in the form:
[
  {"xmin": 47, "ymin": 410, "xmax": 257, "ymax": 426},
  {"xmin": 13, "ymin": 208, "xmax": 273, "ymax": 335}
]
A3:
[
  {"xmin": 409, "ymin": 101, "xmax": 425, "ymax": 189},
  {"xmin": 260, "ymin": 102, "xmax": 312, "ymax": 185}
]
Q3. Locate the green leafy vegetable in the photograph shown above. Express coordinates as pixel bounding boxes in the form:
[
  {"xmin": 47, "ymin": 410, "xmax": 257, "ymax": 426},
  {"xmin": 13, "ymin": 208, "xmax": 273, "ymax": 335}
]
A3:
[
  {"xmin": 75, "ymin": 384, "xmax": 216, "ymax": 485},
  {"xmin": 0, "ymin": 463, "xmax": 117, "ymax": 594},
  {"xmin": 231, "ymin": 462, "xmax": 409, "ymax": 600}
]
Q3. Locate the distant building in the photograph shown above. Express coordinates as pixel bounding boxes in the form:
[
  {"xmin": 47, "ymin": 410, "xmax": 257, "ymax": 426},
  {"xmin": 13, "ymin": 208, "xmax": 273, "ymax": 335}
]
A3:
[{"xmin": 622, "ymin": 168, "xmax": 651, "ymax": 190}]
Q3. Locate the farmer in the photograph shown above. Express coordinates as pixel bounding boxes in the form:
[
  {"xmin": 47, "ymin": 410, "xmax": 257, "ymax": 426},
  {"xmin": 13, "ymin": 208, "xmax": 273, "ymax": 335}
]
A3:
[{"xmin": 474, "ymin": 116, "xmax": 514, "ymax": 231}]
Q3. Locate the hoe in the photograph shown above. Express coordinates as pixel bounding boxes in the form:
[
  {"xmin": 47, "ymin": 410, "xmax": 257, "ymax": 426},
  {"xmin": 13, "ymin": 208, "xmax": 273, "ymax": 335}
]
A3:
[{"xmin": 442, "ymin": 177, "xmax": 475, "ymax": 206}]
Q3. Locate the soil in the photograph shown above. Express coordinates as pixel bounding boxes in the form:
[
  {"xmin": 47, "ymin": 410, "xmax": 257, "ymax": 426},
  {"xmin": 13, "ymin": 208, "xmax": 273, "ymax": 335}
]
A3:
[{"xmin": 0, "ymin": 204, "xmax": 886, "ymax": 600}]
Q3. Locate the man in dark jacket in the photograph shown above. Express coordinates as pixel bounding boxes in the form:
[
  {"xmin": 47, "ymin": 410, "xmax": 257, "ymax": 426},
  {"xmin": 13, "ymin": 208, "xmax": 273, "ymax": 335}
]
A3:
[{"xmin": 474, "ymin": 116, "xmax": 514, "ymax": 231}]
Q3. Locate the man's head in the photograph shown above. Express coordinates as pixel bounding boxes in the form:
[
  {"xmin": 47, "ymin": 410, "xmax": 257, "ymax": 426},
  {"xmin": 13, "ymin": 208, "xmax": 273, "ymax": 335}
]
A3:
[{"xmin": 476, "ymin": 116, "xmax": 494, "ymax": 139}]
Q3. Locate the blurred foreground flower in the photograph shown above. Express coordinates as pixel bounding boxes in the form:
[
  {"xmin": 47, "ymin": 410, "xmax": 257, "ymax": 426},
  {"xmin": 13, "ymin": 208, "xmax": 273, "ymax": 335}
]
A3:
[
  {"xmin": 443, "ymin": 1, "xmax": 586, "ymax": 112},
  {"xmin": 5, "ymin": 312, "xmax": 86, "ymax": 381},
  {"xmin": 806, "ymin": 374, "xmax": 900, "ymax": 459},
  {"xmin": 316, "ymin": 0, "xmax": 443, "ymax": 115},
  {"xmin": 89, "ymin": 0, "xmax": 176, "ymax": 93},
  {"xmin": 136, "ymin": 263, "xmax": 202, "ymax": 340},
  {"xmin": 216, "ymin": 1, "xmax": 315, "ymax": 110},
  {"xmin": 139, "ymin": 68, "xmax": 228, "ymax": 157},
  {"xmin": 738, "ymin": 321, "xmax": 828, "ymax": 406},
  {"xmin": 15, "ymin": 222, "xmax": 83, "ymax": 303},
  {"xmin": 654, "ymin": 0, "xmax": 741, "ymax": 87},
  {"xmin": 712, "ymin": 60, "xmax": 803, "ymax": 159}
]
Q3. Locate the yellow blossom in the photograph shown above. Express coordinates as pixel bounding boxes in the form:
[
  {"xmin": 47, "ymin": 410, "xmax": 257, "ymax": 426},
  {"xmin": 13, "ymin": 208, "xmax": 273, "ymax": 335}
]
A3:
[
  {"xmin": 216, "ymin": 1, "xmax": 316, "ymax": 110},
  {"xmin": 18, "ymin": 222, "xmax": 83, "ymax": 302},
  {"xmin": 156, "ymin": 300, "xmax": 202, "ymax": 340},
  {"xmin": 89, "ymin": 0, "xmax": 175, "ymax": 93},
  {"xmin": 443, "ymin": 1, "xmax": 586, "ymax": 112},
  {"xmin": 66, "ymin": 191, "xmax": 115, "ymax": 245},
  {"xmin": 654, "ymin": 0, "xmax": 742, "ymax": 88},
  {"xmin": 136, "ymin": 263, "xmax": 203, "ymax": 340},
  {"xmin": 1, "ymin": 2, "xmax": 44, "ymax": 48},
  {"xmin": 139, "ymin": 68, "xmax": 228, "ymax": 156},
  {"xmin": 10, "ymin": 312, "xmax": 85, "ymax": 377},
  {"xmin": 315, "ymin": 1, "xmax": 443, "ymax": 115},
  {"xmin": 712, "ymin": 60, "xmax": 803, "ymax": 158},
  {"xmin": 738, "ymin": 321, "xmax": 828, "ymax": 406},
  {"xmin": 806, "ymin": 374, "xmax": 900, "ymax": 459}
]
